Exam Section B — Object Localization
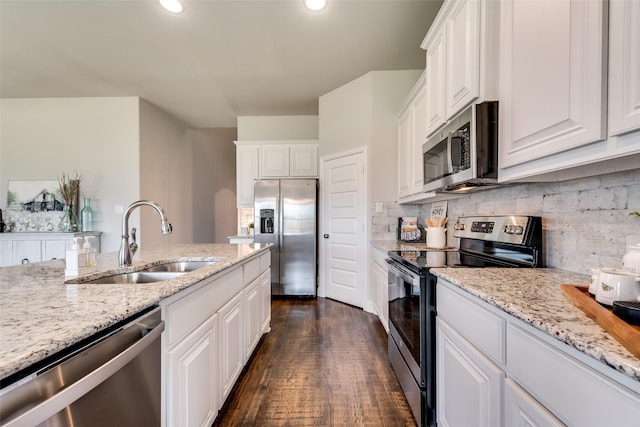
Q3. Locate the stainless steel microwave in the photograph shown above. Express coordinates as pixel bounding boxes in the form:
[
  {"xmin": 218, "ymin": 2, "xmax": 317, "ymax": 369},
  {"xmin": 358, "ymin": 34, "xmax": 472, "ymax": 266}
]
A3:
[{"xmin": 422, "ymin": 101, "xmax": 499, "ymax": 193}]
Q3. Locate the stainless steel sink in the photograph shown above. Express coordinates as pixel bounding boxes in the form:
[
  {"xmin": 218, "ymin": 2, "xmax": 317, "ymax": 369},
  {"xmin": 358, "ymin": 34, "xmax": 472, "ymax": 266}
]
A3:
[
  {"xmin": 141, "ymin": 261, "xmax": 217, "ymax": 272},
  {"xmin": 84, "ymin": 271, "xmax": 186, "ymax": 284}
]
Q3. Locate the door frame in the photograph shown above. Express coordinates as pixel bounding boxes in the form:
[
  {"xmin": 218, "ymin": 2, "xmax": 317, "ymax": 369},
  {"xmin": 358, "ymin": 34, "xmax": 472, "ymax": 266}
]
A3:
[{"xmin": 318, "ymin": 146, "xmax": 368, "ymax": 305}]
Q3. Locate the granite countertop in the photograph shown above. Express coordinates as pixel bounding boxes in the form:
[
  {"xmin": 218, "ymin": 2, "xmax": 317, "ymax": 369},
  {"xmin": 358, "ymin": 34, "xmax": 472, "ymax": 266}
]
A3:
[
  {"xmin": 0, "ymin": 243, "xmax": 270, "ymax": 381},
  {"xmin": 431, "ymin": 267, "xmax": 640, "ymax": 384}
]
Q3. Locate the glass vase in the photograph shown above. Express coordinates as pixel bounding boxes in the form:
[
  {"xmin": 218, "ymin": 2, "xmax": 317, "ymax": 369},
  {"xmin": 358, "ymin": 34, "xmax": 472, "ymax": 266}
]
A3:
[
  {"xmin": 81, "ymin": 197, "xmax": 94, "ymax": 232},
  {"xmin": 62, "ymin": 205, "xmax": 79, "ymax": 232}
]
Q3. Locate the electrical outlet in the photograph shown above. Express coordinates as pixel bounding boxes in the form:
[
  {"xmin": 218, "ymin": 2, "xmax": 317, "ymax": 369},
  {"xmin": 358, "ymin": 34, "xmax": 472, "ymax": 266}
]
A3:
[
  {"xmin": 115, "ymin": 205, "xmax": 124, "ymax": 214},
  {"xmin": 375, "ymin": 202, "xmax": 383, "ymax": 213}
]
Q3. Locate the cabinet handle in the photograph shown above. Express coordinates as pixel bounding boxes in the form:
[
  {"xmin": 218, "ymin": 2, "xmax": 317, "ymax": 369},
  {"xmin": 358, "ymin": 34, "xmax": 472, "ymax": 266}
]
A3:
[{"xmin": 21, "ymin": 258, "xmax": 30, "ymax": 264}]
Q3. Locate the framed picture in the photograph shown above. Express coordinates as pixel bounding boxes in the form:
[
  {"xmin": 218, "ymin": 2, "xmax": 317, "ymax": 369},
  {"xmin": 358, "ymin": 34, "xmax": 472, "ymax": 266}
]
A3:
[
  {"xmin": 5, "ymin": 180, "xmax": 67, "ymax": 231},
  {"xmin": 430, "ymin": 201, "xmax": 448, "ymax": 219}
]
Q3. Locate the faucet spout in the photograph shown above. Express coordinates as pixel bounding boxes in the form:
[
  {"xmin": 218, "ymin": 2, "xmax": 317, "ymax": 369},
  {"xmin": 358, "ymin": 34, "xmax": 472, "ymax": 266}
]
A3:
[{"xmin": 118, "ymin": 200, "xmax": 173, "ymax": 267}]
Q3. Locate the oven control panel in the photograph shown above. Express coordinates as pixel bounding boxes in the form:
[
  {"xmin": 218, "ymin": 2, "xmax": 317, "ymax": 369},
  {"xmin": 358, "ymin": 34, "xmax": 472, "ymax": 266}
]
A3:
[{"xmin": 453, "ymin": 215, "xmax": 536, "ymax": 245}]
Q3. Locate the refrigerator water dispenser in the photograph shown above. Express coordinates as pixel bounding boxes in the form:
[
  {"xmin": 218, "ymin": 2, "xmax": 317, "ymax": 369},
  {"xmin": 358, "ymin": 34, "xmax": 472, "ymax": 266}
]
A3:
[{"xmin": 259, "ymin": 209, "xmax": 274, "ymax": 234}]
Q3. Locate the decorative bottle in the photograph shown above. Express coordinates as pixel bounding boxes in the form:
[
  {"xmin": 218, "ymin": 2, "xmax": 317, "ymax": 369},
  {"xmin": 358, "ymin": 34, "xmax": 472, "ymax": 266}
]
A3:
[{"xmin": 81, "ymin": 197, "xmax": 94, "ymax": 232}]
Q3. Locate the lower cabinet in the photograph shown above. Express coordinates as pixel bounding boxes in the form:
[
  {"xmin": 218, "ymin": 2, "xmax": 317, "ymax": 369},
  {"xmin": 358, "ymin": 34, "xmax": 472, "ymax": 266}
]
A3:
[
  {"xmin": 162, "ymin": 251, "xmax": 272, "ymax": 427},
  {"xmin": 0, "ymin": 232, "xmax": 101, "ymax": 266},
  {"xmin": 437, "ymin": 279, "xmax": 640, "ymax": 427},
  {"xmin": 369, "ymin": 245, "xmax": 389, "ymax": 331},
  {"xmin": 436, "ymin": 318, "xmax": 504, "ymax": 427},
  {"xmin": 166, "ymin": 314, "xmax": 219, "ymax": 427}
]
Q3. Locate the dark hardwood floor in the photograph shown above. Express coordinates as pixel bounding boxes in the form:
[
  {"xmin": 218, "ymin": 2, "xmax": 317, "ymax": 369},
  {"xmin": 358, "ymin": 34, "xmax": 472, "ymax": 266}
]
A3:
[{"xmin": 214, "ymin": 297, "xmax": 417, "ymax": 426}]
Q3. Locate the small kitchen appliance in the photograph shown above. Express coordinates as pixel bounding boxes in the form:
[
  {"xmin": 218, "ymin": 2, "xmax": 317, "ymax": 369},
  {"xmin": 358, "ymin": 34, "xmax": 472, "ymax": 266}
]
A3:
[
  {"xmin": 422, "ymin": 101, "xmax": 499, "ymax": 193},
  {"xmin": 386, "ymin": 215, "xmax": 543, "ymax": 427}
]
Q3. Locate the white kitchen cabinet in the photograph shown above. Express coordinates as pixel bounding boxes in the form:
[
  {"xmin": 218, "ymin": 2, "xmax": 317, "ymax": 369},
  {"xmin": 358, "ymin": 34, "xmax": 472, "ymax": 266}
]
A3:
[
  {"xmin": 289, "ymin": 144, "xmax": 318, "ymax": 177},
  {"xmin": 422, "ymin": 0, "xmax": 496, "ymax": 137},
  {"xmin": 608, "ymin": 0, "xmax": 640, "ymax": 137},
  {"xmin": 504, "ymin": 379, "xmax": 564, "ymax": 427},
  {"xmin": 437, "ymin": 278, "xmax": 640, "ymax": 427},
  {"xmin": 235, "ymin": 141, "xmax": 318, "ymax": 206},
  {"xmin": 0, "ymin": 232, "xmax": 102, "ymax": 266},
  {"xmin": 166, "ymin": 314, "xmax": 218, "ymax": 427},
  {"xmin": 397, "ymin": 72, "xmax": 427, "ymax": 202},
  {"xmin": 436, "ymin": 318, "xmax": 504, "ymax": 427},
  {"xmin": 244, "ymin": 277, "xmax": 262, "ymax": 359},
  {"xmin": 236, "ymin": 144, "xmax": 260, "ymax": 208},
  {"xmin": 261, "ymin": 144, "xmax": 290, "ymax": 178},
  {"xmin": 218, "ymin": 291, "xmax": 245, "ymax": 402},
  {"xmin": 260, "ymin": 269, "xmax": 271, "ymax": 334},
  {"xmin": 369, "ymin": 245, "xmax": 389, "ymax": 331},
  {"xmin": 161, "ymin": 252, "xmax": 270, "ymax": 426},
  {"xmin": 498, "ymin": 0, "xmax": 609, "ymax": 180}
]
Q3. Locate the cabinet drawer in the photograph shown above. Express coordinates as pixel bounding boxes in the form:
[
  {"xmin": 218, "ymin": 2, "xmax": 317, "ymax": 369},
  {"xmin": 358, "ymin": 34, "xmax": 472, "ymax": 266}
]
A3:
[
  {"xmin": 371, "ymin": 247, "xmax": 387, "ymax": 269},
  {"xmin": 243, "ymin": 257, "xmax": 261, "ymax": 285},
  {"xmin": 437, "ymin": 281, "xmax": 505, "ymax": 365},
  {"xmin": 165, "ymin": 267, "xmax": 243, "ymax": 347},
  {"xmin": 507, "ymin": 322, "xmax": 640, "ymax": 427},
  {"xmin": 259, "ymin": 251, "xmax": 271, "ymax": 271}
]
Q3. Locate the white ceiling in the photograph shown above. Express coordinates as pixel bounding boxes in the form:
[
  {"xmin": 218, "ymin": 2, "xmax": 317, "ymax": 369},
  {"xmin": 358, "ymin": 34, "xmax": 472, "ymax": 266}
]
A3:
[{"xmin": 0, "ymin": 0, "xmax": 443, "ymax": 128}]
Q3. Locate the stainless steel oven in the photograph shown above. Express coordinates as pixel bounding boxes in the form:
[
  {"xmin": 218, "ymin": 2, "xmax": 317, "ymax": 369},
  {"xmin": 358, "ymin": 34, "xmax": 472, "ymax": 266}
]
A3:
[{"xmin": 387, "ymin": 215, "xmax": 543, "ymax": 427}]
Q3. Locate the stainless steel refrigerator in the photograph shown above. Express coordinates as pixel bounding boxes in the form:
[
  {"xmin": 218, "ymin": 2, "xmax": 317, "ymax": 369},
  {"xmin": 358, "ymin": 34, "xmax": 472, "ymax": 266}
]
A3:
[{"xmin": 254, "ymin": 179, "xmax": 317, "ymax": 297}]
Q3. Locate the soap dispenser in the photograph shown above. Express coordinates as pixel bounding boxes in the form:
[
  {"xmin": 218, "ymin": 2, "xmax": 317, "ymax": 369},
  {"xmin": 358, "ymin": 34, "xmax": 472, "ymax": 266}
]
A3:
[
  {"xmin": 65, "ymin": 237, "xmax": 87, "ymax": 277},
  {"xmin": 84, "ymin": 236, "xmax": 97, "ymax": 268}
]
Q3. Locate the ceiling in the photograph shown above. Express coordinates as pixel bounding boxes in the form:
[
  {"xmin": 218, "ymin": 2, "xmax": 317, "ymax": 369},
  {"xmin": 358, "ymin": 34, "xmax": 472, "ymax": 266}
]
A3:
[{"xmin": 0, "ymin": 0, "xmax": 443, "ymax": 128}]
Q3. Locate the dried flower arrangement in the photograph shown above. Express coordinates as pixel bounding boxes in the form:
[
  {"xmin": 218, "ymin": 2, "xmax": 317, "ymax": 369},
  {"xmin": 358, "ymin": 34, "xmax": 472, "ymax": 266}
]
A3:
[{"xmin": 58, "ymin": 170, "xmax": 81, "ymax": 231}]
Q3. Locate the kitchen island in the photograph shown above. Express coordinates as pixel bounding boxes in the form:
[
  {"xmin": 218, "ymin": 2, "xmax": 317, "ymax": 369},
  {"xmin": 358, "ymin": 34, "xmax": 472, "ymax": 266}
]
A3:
[{"xmin": 0, "ymin": 243, "xmax": 270, "ymax": 382}]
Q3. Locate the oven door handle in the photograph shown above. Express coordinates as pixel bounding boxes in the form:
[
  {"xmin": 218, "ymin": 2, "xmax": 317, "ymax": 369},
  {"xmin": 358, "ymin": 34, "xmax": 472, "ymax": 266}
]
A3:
[{"xmin": 386, "ymin": 259, "xmax": 419, "ymax": 284}]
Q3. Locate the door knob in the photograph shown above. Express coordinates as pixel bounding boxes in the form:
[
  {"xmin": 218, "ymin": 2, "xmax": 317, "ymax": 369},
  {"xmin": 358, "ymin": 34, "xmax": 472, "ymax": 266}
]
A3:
[{"xmin": 323, "ymin": 234, "xmax": 329, "ymax": 239}]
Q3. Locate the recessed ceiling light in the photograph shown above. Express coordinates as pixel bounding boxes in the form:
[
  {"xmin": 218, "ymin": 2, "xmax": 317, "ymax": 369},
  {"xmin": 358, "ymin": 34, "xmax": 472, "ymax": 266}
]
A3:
[
  {"xmin": 159, "ymin": 0, "xmax": 184, "ymax": 14},
  {"xmin": 305, "ymin": 0, "xmax": 327, "ymax": 12}
]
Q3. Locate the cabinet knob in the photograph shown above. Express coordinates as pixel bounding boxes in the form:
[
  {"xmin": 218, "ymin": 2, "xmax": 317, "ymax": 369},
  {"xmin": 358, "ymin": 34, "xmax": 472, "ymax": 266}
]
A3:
[{"xmin": 21, "ymin": 258, "xmax": 30, "ymax": 264}]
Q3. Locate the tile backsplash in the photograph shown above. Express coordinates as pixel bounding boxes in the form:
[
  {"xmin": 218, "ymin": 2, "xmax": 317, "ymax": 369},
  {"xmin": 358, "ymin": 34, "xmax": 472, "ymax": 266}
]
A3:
[{"xmin": 371, "ymin": 168, "xmax": 640, "ymax": 275}]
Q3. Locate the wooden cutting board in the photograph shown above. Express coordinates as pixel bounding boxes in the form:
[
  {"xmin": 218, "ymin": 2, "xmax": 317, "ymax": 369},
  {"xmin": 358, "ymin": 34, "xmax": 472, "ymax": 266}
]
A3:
[{"xmin": 561, "ymin": 284, "xmax": 640, "ymax": 359}]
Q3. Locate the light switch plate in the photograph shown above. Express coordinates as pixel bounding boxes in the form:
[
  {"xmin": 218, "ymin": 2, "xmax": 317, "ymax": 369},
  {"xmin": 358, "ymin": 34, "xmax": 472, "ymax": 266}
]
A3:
[
  {"xmin": 375, "ymin": 202, "xmax": 383, "ymax": 213},
  {"xmin": 115, "ymin": 205, "xmax": 124, "ymax": 214}
]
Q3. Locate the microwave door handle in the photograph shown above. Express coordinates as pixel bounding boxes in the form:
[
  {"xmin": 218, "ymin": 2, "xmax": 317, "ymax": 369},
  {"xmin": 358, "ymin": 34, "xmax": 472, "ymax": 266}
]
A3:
[{"xmin": 446, "ymin": 132, "xmax": 454, "ymax": 174}]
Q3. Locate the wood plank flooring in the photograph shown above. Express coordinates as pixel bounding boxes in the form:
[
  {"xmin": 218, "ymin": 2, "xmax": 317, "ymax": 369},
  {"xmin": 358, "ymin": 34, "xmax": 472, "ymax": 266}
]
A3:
[{"xmin": 214, "ymin": 297, "xmax": 417, "ymax": 426}]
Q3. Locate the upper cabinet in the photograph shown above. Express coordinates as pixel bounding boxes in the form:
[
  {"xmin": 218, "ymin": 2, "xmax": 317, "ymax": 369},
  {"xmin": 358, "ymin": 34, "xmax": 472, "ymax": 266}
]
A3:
[
  {"xmin": 235, "ymin": 141, "xmax": 318, "ymax": 207},
  {"xmin": 422, "ymin": 0, "xmax": 498, "ymax": 137},
  {"xmin": 398, "ymin": 72, "xmax": 427, "ymax": 202},
  {"xmin": 236, "ymin": 145, "xmax": 260, "ymax": 207},
  {"xmin": 498, "ymin": 0, "xmax": 640, "ymax": 182},
  {"xmin": 608, "ymin": 0, "xmax": 640, "ymax": 137}
]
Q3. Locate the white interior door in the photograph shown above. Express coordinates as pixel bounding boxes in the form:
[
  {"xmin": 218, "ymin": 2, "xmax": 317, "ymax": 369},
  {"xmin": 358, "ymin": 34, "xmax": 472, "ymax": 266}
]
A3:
[{"xmin": 319, "ymin": 148, "xmax": 367, "ymax": 308}]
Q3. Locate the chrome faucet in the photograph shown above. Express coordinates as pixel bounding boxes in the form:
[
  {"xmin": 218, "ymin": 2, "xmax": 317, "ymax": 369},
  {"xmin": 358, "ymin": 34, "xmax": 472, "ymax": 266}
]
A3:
[{"xmin": 118, "ymin": 200, "xmax": 173, "ymax": 267}]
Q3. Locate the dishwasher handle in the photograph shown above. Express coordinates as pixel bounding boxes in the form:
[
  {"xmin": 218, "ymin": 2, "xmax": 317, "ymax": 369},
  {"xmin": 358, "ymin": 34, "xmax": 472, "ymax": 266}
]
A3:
[{"xmin": 1, "ymin": 314, "xmax": 165, "ymax": 427}]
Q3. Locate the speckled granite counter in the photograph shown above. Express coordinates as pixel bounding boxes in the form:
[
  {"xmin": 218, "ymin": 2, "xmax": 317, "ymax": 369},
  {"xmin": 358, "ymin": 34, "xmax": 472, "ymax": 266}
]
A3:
[
  {"xmin": 430, "ymin": 267, "xmax": 640, "ymax": 384},
  {"xmin": 0, "ymin": 243, "xmax": 270, "ymax": 381}
]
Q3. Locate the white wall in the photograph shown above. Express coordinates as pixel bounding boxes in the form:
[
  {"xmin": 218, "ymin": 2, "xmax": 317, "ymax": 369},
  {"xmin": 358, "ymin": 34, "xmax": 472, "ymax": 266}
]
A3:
[
  {"xmin": 319, "ymin": 70, "xmax": 422, "ymax": 202},
  {"xmin": 139, "ymin": 99, "xmax": 192, "ymax": 247},
  {"xmin": 0, "ymin": 97, "xmax": 140, "ymax": 252},
  {"xmin": 237, "ymin": 115, "xmax": 318, "ymax": 140},
  {"xmin": 190, "ymin": 128, "xmax": 238, "ymax": 243}
]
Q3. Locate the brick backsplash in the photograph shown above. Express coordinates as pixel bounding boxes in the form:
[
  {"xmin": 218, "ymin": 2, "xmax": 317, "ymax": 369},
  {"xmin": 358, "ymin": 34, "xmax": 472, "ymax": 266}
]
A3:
[{"xmin": 371, "ymin": 168, "xmax": 640, "ymax": 275}]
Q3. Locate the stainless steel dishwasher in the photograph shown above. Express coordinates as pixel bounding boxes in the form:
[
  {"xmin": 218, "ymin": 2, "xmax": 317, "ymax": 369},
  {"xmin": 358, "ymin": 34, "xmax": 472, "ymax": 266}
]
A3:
[{"xmin": 0, "ymin": 307, "xmax": 164, "ymax": 426}]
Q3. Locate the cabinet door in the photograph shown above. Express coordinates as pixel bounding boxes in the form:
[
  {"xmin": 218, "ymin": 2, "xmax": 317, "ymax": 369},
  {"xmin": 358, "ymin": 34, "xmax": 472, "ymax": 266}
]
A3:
[
  {"xmin": 444, "ymin": 0, "xmax": 480, "ymax": 119},
  {"xmin": 608, "ymin": 0, "xmax": 640, "ymax": 136},
  {"xmin": 425, "ymin": 30, "xmax": 447, "ymax": 137},
  {"xmin": 43, "ymin": 239, "xmax": 67, "ymax": 261},
  {"xmin": 12, "ymin": 240, "xmax": 42, "ymax": 264},
  {"xmin": 244, "ymin": 278, "xmax": 262, "ymax": 359},
  {"xmin": 0, "ymin": 240, "xmax": 11, "ymax": 267},
  {"xmin": 260, "ymin": 269, "xmax": 271, "ymax": 334},
  {"xmin": 167, "ymin": 315, "xmax": 218, "ymax": 427},
  {"xmin": 260, "ymin": 145, "xmax": 290, "ymax": 178},
  {"xmin": 499, "ymin": 0, "xmax": 607, "ymax": 169},
  {"xmin": 437, "ymin": 318, "xmax": 504, "ymax": 427},
  {"xmin": 219, "ymin": 292, "xmax": 244, "ymax": 401},
  {"xmin": 290, "ymin": 145, "xmax": 318, "ymax": 177},
  {"xmin": 411, "ymin": 84, "xmax": 427, "ymax": 194},
  {"xmin": 505, "ymin": 379, "xmax": 564, "ymax": 427},
  {"xmin": 236, "ymin": 145, "xmax": 260, "ymax": 207},
  {"xmin": 397, "ymin": 107, "xmax": 413, "ymax": 197}
]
